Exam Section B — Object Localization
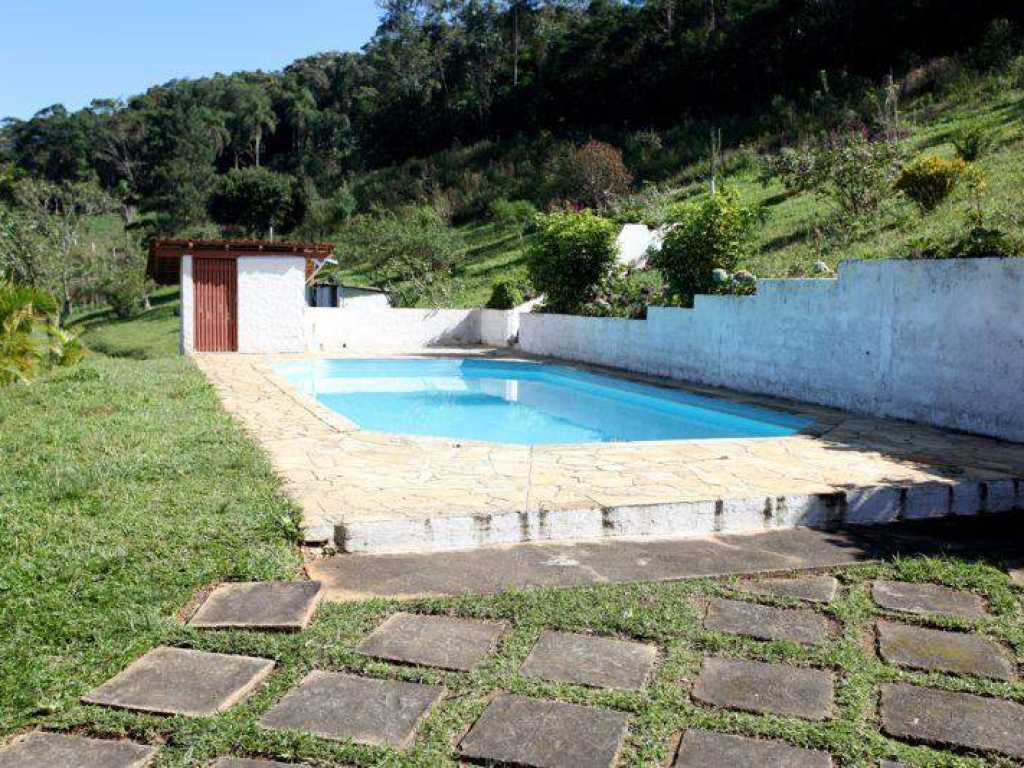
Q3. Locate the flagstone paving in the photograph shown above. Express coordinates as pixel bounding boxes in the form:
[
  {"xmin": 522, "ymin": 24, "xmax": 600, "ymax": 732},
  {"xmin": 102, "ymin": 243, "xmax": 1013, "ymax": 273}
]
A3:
[
  {"xmin": 189, "ymin": 581, "xmax": 323, "ymax": 632},
  {"xmin": 692, "ymin": 658, "xmax": 834, "ymax": 720},
  {"xmin": 0, "ymin": 731, "xmax": 157, "ymax": 768},
  {"xmin": 871, "ymin": 580, "xmax": 988, "ymax": 619},
  {"xmin": 519, "ymin": 630, "xmax": 658, "ymax": 690},
  {"xmin": 82, "ymin": 647, "xmax": 275, "ymax": 717},
  {"xmin": 356, "ymin": 612, "xmax": 505, "ymax": 672},
  {"xmin": 876, "ymin": 619, "xmax": 1015, "ymax": 680},
  {"xmin": 736, "ymin": 575, "xmax": 839, "ymax": 604},
  {"xmin": 672, "ymin": 729, "xmax": 833, "ymax": 768},
  {"xmin": 458, "ymin": 693, "xmax": 629, "ymax": 768},
  {"xmin": 880, "ymin": 683, "xmax": 1024, "ymax": 759},
  {"xmin": 259, "ymin": 671, "xmax": 444, "ymax": 748},
  {"xmin": 704, "ymin": 597, "xmax": 831, "ymax": 645},
  {"xmin": 195, "ymin": 353, "xmax": 1024, "ymax": 552}
]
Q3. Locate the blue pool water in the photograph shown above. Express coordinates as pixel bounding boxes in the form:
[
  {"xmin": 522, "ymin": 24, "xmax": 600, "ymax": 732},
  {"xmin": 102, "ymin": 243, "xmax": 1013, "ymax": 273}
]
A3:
[{"xmin": 274, "ymin": 359, "xmax": 810, "ymax": 445}]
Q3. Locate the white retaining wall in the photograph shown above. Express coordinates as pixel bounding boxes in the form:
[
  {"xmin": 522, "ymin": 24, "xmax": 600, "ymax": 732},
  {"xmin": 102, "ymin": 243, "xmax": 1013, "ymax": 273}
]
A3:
[
  {"xmin": 305, "ymin": 306, "xmax": 519, "ymax": 351},
  {"xmin": 519, "ymin": 258, "xmax": 1024, "ymax": 443}
]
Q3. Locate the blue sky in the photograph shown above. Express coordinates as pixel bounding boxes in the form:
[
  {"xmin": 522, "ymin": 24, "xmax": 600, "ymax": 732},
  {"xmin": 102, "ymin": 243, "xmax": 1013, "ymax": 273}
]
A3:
[{"xmin": 1, "ymin": 1, "xmax": 383, "ymax": 120}]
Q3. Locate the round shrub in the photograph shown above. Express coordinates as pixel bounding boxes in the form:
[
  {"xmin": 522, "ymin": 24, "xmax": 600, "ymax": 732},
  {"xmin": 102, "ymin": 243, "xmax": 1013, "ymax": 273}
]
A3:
[
  {"xmin": 895, "ymin": 155, "xmax": 967, "ymax": 212},
  {"xmin": 486, "ymin": 279, "xmax": 525, "ymax": 309},
  {"xmin": 650, "ymin": 189, "xmax": 762, "ymax": 306},
  {"xmin": 527, "ymin": 210, "xmax": 617, "ymax": 314},
  {"xmin": 565, "ymin": 140, "xmax": 634, "ymax": 210}
]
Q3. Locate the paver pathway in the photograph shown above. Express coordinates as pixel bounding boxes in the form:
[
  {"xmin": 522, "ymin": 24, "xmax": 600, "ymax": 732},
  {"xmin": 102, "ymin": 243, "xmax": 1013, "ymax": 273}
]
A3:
[
  {"xmin": 519, "ymin": 630, "xmax": 657, "ymax": 690},
  {"xmin": 189, "ymin": 581, "xmax": 322, "ymax": 631},
  {"xmin": 692, "ymin": 657, "xmax": 834, "ymax": 720},
  {"xmin": 458, "ymin": 693, "xmax": 628, "ymax": 768},
  {"xmin": 672, "ymin": 729, "xmax": 832, "ymax": 768},
  {"xmin": 704, "ymin": 597, "xmax": 831, "ymax": 645},
  {"xmin": 259, "ymin": 671, "xmax": 443, "ymax": 748},
  {"xmin": 736, "ymin": 575, "xmax": 839, "ymax": 604},
  {"xmin": 82, "ymin": 647, "xmax": 275, "ymax": 717},
  {"xmin": 871, "ymin": 580, "xmax": 987, "ymax": 619},
  {"xmin": 880, "ymin": 683, "xmax": 1024, "ymax": 759},
  {"xmin": 876, "ymin": 620, "xmax": 1015, "ymax": 680},
  {"xmin": 0, "ymin": 732, "xmax": 157, "ymax": 768},
  {"xmin": 357, "ymin": 612, "xmax": 505, "ymax": 671}
]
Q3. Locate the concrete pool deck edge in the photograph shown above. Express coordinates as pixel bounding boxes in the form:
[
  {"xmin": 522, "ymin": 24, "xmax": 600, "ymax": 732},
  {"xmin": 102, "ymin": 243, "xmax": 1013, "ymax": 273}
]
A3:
[{"xmin": 194, "ymin": 350, "xmax": 1024, "ymax": 554}]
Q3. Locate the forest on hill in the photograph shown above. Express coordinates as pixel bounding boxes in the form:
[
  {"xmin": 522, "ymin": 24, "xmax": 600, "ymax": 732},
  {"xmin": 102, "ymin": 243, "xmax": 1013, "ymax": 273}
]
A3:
[{"xmin": 1, "ymin": 0, "xmax": 1023, "ymax": 319}]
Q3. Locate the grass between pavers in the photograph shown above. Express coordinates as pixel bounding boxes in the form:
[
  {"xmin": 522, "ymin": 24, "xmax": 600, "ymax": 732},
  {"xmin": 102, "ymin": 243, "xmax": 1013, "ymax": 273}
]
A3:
[{"xmin": 32, "ymin": 554, "xmax": 1023, "ymax": 767}]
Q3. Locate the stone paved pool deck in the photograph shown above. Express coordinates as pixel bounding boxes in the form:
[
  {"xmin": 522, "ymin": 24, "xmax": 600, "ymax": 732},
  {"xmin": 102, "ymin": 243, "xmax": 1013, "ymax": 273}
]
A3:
[{"xmin": 194, "ymin": 349, "xmax": 1024, "ymax": 553}]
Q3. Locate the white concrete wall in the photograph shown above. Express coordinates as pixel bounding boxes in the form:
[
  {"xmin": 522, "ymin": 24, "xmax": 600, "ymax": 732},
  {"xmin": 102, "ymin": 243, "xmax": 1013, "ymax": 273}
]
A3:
[
  {"xmin": 179, "ymin": 256, "xmax": 194, "ymax": 354},
  {"xmin": 237, "ymin": 256, "xmax": 307, "ymax": 354},
  {"xmin": 519, "ymin": 258, "xmax": 1024, "ymax": 443},
  {"xmin": 305, "ymin": 306, "xmax": 520, "ymax": 351},
  {"xmin": 339, "ymin": 291, "xmax": 390, "ymax": 310}
]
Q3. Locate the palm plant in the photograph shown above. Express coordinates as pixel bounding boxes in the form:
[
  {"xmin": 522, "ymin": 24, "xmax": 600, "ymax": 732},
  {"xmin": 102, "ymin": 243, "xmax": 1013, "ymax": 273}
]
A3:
[{"xmin": 0, "ymin": 281, "xmax": 59, "ymax": 385}]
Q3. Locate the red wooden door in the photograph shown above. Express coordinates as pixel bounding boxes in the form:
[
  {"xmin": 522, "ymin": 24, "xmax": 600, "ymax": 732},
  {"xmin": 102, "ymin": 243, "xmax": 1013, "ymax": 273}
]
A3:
[{"xmin": 193, "ymin": 258, "xmax": 238, "ymax": 352}]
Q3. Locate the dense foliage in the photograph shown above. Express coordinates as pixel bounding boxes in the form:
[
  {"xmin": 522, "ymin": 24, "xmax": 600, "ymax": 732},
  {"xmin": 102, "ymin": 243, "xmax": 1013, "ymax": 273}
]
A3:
[
  {"xmin": 527, "ymin": 209, "xmax": 617, "ymax": 313},
  {"xmin": 0, "ymin": 282, "xmax": 82, "ymax": 385},
  {"xmin": 1, "ymin": 3, "xmax": 1019, "ymax": 237},
  {"xmin": 895, "ymin": 155, "xmax": 967, "ymax": 212}
]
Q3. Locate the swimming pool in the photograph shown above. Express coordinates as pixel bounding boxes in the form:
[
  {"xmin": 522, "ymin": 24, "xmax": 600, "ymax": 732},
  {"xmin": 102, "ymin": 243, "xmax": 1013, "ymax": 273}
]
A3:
[{"xmin": 274, "ymin": 358, "xmax": 811, "ymax": 445}]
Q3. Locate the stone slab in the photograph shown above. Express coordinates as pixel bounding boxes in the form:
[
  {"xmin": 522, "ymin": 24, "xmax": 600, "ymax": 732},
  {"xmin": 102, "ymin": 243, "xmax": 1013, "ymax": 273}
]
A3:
[
  {"xmin": 871, "ymin": 580, "xmax": 987, "ymax": 620},
  {"xmin": 672, "ymin": 729, "xmax": 832, "ymax": 768},
  {"xmin": 1009, "ymin": 567, "xmax": 1024, "ymax": 587},
  {"xmin": 880, "ymin": 683, "xmax": 1024, "ymax": 759},
  {"xmin": 259, "ymin": 671, "xmax": 443, "ymax": 748},
  {"xmin": 692, "ymin": 657, "xmax": 834, "ymax": 721},
  {"xmin": 737, "ymin": 575, "xmax": 839, "ymax": 604},
  {"xmin": 704, "ymin": 598, "xmax": 831, "ymax": 645},
  {"xmin": 878, "ymin": 762, "xmax": 907, "ymax": 768},
  {"xmin": 0, "ymin": 732, "xmax": 157, "ymax": 768},
  {"xmin": 877, "ymin": 620, "xmax": 1015, "ymax": 680},
  {"xmin": 519, "ymin": 630, "xmax": 657, "ymax": 690},
  {"xmin": 309, "ymin": 514, "xmax": 1024, "ymax": 601},
  {"xmin": 458, "ymin": 693, "xmax": 628, "ymax": 768},
  {"xmin": 356, "ymin": 612, "xmax": 504, "ymax": 672},
  {"xmin": 82, "ymin": 647, "xmax": 275, "ymax": 717},
  {"xmin": 211, "ymin": 760, "xmax": 308, "ymax": 768},
  {"xmin": 190, "ymin": 581, "xmax": 323, "ymax": 632}
]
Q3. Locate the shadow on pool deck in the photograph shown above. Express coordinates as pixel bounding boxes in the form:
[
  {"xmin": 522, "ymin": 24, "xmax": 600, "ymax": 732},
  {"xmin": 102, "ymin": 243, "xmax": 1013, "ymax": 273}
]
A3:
[{"xmin": 307, "ymin": 512, "xmax": 1024, "ymax": 602}]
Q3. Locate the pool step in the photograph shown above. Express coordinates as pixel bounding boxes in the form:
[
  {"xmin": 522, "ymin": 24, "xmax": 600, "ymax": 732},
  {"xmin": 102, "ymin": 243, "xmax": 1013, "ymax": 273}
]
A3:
[{"xmin": 323, "ymin": 478, "xmax": 1023, "ymax": 554}]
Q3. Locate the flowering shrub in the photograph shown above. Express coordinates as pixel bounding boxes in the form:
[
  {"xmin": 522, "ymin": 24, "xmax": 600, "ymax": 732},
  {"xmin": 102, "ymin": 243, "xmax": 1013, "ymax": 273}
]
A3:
[{"xmin": 894, "ymin": 155, "xmax": 967, "ymax": 212}]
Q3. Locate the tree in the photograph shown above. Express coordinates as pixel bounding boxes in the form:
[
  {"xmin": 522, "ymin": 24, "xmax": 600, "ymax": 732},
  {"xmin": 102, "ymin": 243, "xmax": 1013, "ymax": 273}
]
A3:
[{"xmin": 208, "ymin": 167, "xmax": 305, "ymax": 237}]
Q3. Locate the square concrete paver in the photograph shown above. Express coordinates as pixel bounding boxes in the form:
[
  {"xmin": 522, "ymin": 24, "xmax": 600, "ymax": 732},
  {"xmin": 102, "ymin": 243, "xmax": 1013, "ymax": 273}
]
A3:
[
  {"xmin": 877, "ymin": 620, "xmax": 1015, "ymax": 680},
  {"xmin": 190, "ymin": 581, "xmax": 323, "ymax": 632},
  {"xmin": 0, "ymin": 732, "xmax": 157, "ymax": 768},
  {"xmin": 672, "ymin": 729, "xmax": 832, "ymax": 768},
  {"xmin": 519, "ymin": 630, "xmax": 657, "ymax": 690},
  {"xmin": 259, "ymin": 671, "xmax": 443, "ymax": 748},
  {"xmin": 82, "ymin": 647, "xmax": 275, "ymax": 717},
  {"xmin": 737, "ymin": 575, "xmax": 839, "ymax": 604},
  {"xmin": 459, "ymin": 693, "xmax": 628, "ymax": 768},
  {"xmin": 356, "ymin": 613, "xmax": 505, "ymax": 672},
  {"xmin": 871, "ymin": 581, "xmax": 987, "ymax": 620},
  {"xmin": 692, "ymin": 657, "xmax": 834, "ymax": 721},
  {"xmin": 880, "ymin": 683, "xmax": 1024, "ymax": 759},
  {"xmin": 211, "ymin": 760, "xmax": 309, "ymax": 768},
  {"xmin": 704, "ymin": 598, "xmax": 831, "ymax": 645}
]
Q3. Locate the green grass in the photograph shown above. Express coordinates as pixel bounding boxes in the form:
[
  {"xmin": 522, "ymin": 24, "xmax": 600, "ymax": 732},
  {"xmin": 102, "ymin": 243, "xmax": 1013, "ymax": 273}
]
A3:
[
  {"xmin": 1, "ymin": 294, "xmax": 1023, "ymax": 766},
  {"xmin": 0, "ymin": 300, "xmax": 302, "ymax": 739}
]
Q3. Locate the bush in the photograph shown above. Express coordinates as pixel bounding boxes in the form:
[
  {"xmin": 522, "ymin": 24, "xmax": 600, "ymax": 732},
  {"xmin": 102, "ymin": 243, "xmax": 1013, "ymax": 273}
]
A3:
[
  {"xmin": 951, "ymin": 124, "xmax": 997, "ymax": 162},
  {"xmin": 650, "ymin": 189, "xmax": 762, "ymax": 306},
  {"xmin": 581, "ymin": 267, "xmax": 667, "ymax": 319},
  {"xmin": 0, "ymin": 281, "xmax": 81, "ymax": 385},
  {"xmin": 208, "ymin": 167, "xmax": 307, "ymax": 236},
  {"xmin": 488, "ymin": 198, "xmax": 538, "ymax": 235},
  {"xmin": 972, "ymin": 18, "xmax": 1019, "ymax": 71},
  {"xmin": 895, "ymin": 155, "xmax": 967, "ymax": 212},
  {"xmin": 949, "ymin": 227, "xmax": 1023, "ymax": 259},
  {"xmin": 527, "ymin": 210, "xmax": 617, "ymax": 314},
  {"xmin": 564, "ymin": 140, "xmax": 633, "ymax": 210},
  {"xmin": 486, "ymin": 280, "xmax": 524, "ymax": 310}
]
